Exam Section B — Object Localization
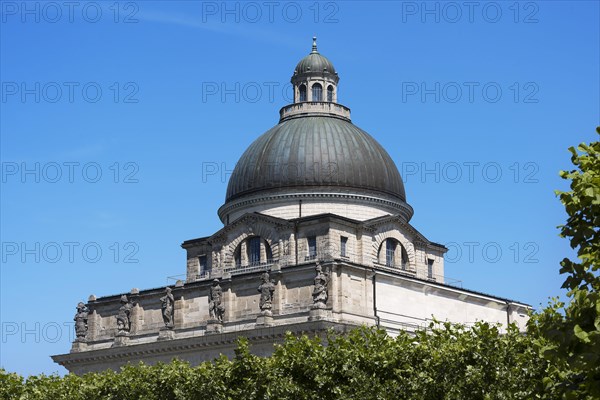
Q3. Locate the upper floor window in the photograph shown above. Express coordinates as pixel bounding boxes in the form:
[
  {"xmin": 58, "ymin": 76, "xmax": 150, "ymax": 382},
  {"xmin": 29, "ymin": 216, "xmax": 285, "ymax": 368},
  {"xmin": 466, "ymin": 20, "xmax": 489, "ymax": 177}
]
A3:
[
  {"xmin": 234, "ymin": 246, "xmax": 241, "ymax": 267},
  {"xmin": 378, "ymin": 238, "xmax": 409, "ymax": 269},
  {"xmin": 327, "ymin": 85, "xmax": 334, "ymax": 102},
  {"xmin": 299, "ymin": 84, "xmax": 307, "ymax": 102},
  {"xmin": 248, "ymin": 237, "xmax": 261, "ymax": 265},
  {"xmin": 198, "ymin": 255, "xmax": 208, "ymax": 278},
  {"xmin": 427, "ymin": 259, "xmax": 434, "ymax": 279},
  {"xmin": 401, "ymin": 246, "xmax": 409, "ymax": 270},
  {"xmin": 385, "ymin": 238, "xmax": 396, "ymax": 267},
  {"xmin": 340, "ymin": 236, "xmax": 348, "ymax": 257},
  {"xmin": 312, "ymin": 83, "xmax": 322, "ymax": 101},
  {"xmin": 199, "ymin": 255, "xmax": 207, "ymax": 271},
  {"xmin": 307, "ymin": 236, "xmax": 317, "ymax": 259},
  {"xmin": 233, "ymin": 236, "xmax": 272, "ymax": 268}
]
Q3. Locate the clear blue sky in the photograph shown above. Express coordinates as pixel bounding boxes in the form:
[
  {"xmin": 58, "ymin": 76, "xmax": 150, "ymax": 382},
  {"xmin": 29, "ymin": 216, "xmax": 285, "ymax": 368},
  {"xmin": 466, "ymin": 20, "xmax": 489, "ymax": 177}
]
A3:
[{"xmin": 1, "ymin": 1, "xmax": 598, "ymax": 376}]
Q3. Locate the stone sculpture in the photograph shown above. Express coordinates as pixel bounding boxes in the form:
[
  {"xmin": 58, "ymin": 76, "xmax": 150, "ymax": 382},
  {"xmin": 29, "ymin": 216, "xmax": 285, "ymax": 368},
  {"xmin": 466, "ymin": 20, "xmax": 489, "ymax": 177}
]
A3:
[
  {"xmin": 209, "ymin": 279, "xmax": 225, "ymax": 323},
  {"xmin": 258, "ymin": 271, "xmax": 276, "ymax": 315},
  {"xmin": 74, "ymin": 302, "xmax": 89, "ymax": 341},
  {"xmin": 160, "ymin": 287, "xmax": 175, "ymax": 329},
  {"xmin": 116, "ymin": 295, "xmax": 133, "ymax": 335},
  {"xmin": 312, "ymin": 261, "xmax": 329, "ymax": 308}
]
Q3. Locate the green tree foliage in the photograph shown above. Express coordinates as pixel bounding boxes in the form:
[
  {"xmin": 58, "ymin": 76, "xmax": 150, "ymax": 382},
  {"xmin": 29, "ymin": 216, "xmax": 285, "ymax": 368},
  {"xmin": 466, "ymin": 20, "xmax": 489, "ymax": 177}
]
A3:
[
  {"xmin": 529, "ymin": 128, "xmax": 600, "ymax": 399},
  {"xmin": 0, "ymin": 370, "xmax": 23, "ymax": 399},
  {"xmin": 0, "ymin": 323, "xmax": 545, "ymax": 400}
]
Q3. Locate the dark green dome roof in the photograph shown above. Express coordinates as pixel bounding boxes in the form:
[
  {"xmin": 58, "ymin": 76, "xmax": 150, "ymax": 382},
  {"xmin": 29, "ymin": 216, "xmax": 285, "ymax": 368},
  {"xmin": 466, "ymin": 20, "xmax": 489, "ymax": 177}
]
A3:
[
  {"xmin": 225, "ymin": 116, "xmax": 406, "ymax": 203},
  {"xmin": 294, "ymin": 53, "xmax": 336, "ymax": 75},
  {"xmin": 293, "ymin": 37, "xmax": 337, "ymax": 76}
]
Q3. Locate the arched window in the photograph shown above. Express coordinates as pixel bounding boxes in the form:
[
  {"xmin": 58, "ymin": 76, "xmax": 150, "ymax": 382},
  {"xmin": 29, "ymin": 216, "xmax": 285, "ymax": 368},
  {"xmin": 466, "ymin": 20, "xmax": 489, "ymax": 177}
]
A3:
[
  {"xmin": 327, "ymin": 85, "xmax": 334, "ymax": 102},
  {"xmin": 299, "ymin": 84, "xmax": 307, "ymax": 102},
  {"xmin": 385, "ymin": 238, "xmax": 396, "ymax": 267},
  {"xmin": 401, "ymin": 246, "xmax": 409, "ymax": 270},
  {"xmin": 312, "ymin": 83, "xmax": 322, "ymax": 101},
  {"xmin": 234, "ymin": 245, "xmax": 241, "ymax": 267},
  {"xmin": 378, "ymin": 238, "xmax": 409, "ymax": 269},
  {"xmin": 248, "ymin": 237, "xmax": 261, "ymax": 265},
  {"xmin": 234, "ymin": 237, "xmax": 273, "ymax": 268}
]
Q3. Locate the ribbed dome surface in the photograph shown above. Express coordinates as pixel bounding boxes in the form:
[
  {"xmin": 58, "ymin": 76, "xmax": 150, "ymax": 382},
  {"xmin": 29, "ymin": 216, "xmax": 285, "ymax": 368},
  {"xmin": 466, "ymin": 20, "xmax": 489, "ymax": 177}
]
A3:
[
  {"xmin": 225, "ymin": 116, "xmax": 406, "ymax": 203},
  {"xmin": 294, "ymin": 52, "xmax": 336, "ymax": 75}
]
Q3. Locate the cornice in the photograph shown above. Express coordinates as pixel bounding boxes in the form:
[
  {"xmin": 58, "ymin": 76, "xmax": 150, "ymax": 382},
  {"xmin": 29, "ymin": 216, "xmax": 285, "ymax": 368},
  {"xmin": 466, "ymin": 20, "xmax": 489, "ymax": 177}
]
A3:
[
  {"xmin": 52, "ymin": 320, "xmax": 357, "ymax": 367},
  {"xmin": 218, "ymin": 191, "xmax": 414, "ymax": 222}
]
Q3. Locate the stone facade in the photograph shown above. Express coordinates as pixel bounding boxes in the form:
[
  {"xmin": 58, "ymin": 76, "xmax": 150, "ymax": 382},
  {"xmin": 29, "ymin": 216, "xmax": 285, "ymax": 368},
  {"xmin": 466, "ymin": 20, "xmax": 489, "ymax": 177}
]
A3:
[{"xmin": 53, "ymin": 212, "xmax": 529, "ymax": 374}]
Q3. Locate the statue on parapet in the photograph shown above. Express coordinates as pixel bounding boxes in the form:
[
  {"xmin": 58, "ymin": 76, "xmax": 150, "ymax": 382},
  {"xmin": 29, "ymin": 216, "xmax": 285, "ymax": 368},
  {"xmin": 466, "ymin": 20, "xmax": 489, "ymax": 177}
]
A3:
[
  {"xmin": 312, "ymin": 261, "xmax": 329, "ymax": 309},
  {"xmin": 160, "ymin": 287, "xmax": 175, "ymax": 329},
  {"xmin": 74, "ymin": 302, "xmax": 89, "ymax": 341},
  {"xmin": 208, "ymin": 279, "xmax": 225, "ymax": 323},
  {"xmin": 258, "ymin": 271, "xmax": 276, "ymax": 315},
  {"xmin": 116, "ymin": 295, "xmax": 133, "ymax": 335}
]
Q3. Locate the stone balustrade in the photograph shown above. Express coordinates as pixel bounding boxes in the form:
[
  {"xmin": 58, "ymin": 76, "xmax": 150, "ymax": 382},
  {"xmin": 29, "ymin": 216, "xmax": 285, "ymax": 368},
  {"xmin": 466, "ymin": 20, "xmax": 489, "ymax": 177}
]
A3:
[{"xmin": 279, "ymin": 101, "xmax": 351, "ymax": 122}]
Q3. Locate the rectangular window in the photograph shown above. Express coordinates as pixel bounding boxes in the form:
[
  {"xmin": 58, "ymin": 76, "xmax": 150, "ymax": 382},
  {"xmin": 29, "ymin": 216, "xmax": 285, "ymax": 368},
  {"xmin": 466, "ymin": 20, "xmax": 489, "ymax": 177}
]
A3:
[
  {"xmin": 340, "ymin": 236, "xmax": 348, "ymax": 257},
  {"xmin": 427, "ymin": 259, "xmax": 434, "ymax": 279},
  {"xmin": 248, "ymin": 237, "xmax": 261, "ymax": 265},
  {"xmin": 198, "ymin": 255, "xmax": 208, "ymax": 278},
  {"xmin": 386, "ymin": 238, "xmax": 396, "ymax": 267},
  {"xmin": 308, "ymin": 236, "xmax": 317, "ymax": 259}
]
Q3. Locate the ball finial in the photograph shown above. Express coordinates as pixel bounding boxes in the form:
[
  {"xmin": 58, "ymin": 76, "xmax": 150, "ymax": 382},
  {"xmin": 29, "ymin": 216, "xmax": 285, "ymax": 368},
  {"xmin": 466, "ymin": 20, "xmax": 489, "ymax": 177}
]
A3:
[{"xmin": 312, "ymin": 36, "xmax": 318, "ymax": 53}]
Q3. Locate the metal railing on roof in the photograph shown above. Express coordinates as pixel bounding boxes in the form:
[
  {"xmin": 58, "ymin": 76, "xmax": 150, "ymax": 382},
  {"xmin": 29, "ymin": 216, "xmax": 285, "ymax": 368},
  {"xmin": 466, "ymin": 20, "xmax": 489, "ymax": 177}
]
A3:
[
  {"xmin": 373, "ymin": 262, "xmax": 462, "ymax": 288},
  {"xmin": 169, "ymin": 252, "xmax": 463, "ymax": 289},
  {"xmin": 224, "ymin": 259, "xmax": 278, "ymax": 276}
]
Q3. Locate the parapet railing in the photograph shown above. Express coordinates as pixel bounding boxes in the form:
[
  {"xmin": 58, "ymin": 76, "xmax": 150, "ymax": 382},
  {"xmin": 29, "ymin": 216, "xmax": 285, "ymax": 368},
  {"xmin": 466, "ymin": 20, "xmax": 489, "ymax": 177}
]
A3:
[
  {"xmin": 166, "ymin": 274, "xmax": 186, "ymax": 285},
  {"xmin": 223, "ymin": 259, "xmax": 279, "ymax": 276},
  {"xmin": 373, "ymin": 262, "xmax": 463, "ymax": 288},
  {"xmin": 196, "ymin": 271, "xmax": 211, "ymax": 281},
  {"xmin": 279, "ymin": 101, "xmax": 351, "ymax": 122},
  {"xmin": 172, "ymin": 253, "xmax": 462, "ymax": 289}
]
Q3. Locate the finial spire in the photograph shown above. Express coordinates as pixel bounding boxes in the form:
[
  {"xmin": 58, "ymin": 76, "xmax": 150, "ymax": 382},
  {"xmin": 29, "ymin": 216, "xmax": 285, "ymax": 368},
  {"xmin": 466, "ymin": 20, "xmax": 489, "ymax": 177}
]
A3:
[{"xmin": 312, "ymin": 36, "xmax": 318, "ymax": 53}]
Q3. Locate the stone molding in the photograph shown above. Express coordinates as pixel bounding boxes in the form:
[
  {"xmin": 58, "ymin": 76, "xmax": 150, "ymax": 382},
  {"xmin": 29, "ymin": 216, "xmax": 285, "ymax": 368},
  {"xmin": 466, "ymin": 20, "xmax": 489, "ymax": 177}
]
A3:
[
  {"xmin": 52, "ymin": 320, "xmax": 357, "ymax": 370},
  {"xmin": 218, "ymin": 191, "xmax": 414, "ymax": 223}
]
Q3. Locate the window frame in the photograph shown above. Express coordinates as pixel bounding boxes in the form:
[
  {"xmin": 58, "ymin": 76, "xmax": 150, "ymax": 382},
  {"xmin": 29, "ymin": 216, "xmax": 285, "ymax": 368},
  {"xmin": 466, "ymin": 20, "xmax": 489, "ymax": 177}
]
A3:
[
  {"xmin": 299, "ymin": 84, "xmax": 307, "ymax": 102},
  {"xmin": 427, "ymin": 258, "xmax": 435, "ymax": 279},
  {"xmin": 340, "ymin": 236, "xmax": 348, "ymax": 257},
  {"xmin": 385, "ymin": 238, "xmax": 397, "ymax": 267},
  {"xmin": 327, "ymin": 85, "xmax": 334, "ymax": 102},
  {"xmin": 307, "ymin": 236, "xmax": 317, "ymax": 259},
  {"xmin": 198, "ymin": 255, "xmax": 208, "ymax": 276},
  {"xmin": 248, "ymin": 236, "xmax": 261, "ymax": 266},
  {"xmin": 311, "ymin": 83, "xmax": 322, "ymax": 101}
]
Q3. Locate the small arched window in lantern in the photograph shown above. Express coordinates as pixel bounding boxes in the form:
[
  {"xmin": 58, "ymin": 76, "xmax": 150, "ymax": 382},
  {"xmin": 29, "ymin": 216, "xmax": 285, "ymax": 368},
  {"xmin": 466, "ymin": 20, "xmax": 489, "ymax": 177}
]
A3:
[
  {"xmin": 327, "ymin": 85, "xmax": 334, "ymax": 102},
  {"xmin": 299, "ymin": 84, "xmax": 307, "ymax": 102},
  {"xmin": 312, "ymin": 83, "xmax": 322, "ymax": 101}
]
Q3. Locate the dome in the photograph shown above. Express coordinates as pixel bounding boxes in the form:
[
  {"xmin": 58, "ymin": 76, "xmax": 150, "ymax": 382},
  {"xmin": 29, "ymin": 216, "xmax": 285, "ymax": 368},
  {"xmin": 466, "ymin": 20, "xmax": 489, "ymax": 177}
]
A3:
[
  {"xmin": 219, "ymin": 38, "xmax": 412, "ymax": 224},
  {"xmin": 294, "ymin": 53, "xmax": 336, "ymax": 76},
  {"xmin": 225, "ymin": 116, "xmax": 406, "ymax": 203},
  {"xmin": 293, "ymin": 37, "xmax": 337, "ymax": 77}
]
